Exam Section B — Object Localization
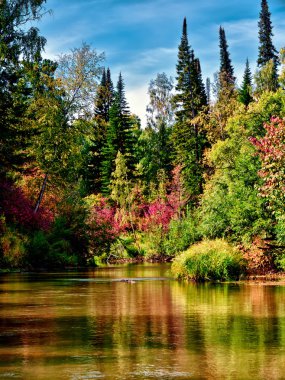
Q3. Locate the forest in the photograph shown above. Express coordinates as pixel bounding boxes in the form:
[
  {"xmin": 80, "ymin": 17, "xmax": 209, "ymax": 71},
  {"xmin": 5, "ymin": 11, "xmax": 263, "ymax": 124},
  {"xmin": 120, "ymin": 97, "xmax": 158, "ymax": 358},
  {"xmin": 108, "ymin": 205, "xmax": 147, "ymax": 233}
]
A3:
[{"xmin": 1, "ymin": 0, "xmax": 285, "ymax": 279}]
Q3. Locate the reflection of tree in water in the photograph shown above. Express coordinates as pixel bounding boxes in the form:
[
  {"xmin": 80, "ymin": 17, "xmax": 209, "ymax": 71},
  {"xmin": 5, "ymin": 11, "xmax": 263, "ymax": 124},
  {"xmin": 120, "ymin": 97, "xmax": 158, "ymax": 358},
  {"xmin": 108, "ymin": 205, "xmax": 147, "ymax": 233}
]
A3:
[{"xmin": 2, "ymin": 271, "xmax": 285, "ymax": 379}]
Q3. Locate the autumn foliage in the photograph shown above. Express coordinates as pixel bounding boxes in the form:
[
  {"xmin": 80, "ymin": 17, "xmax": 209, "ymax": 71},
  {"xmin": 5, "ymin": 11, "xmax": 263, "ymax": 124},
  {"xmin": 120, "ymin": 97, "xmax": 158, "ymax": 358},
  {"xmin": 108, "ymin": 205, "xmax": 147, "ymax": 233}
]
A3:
[
  {"xmin": 249, "ymin": 117, "xmax": 285, "ymax": 212},
  {"xmin": 0, "ymin": 180, "xmax": 53, "ymax": 231}
]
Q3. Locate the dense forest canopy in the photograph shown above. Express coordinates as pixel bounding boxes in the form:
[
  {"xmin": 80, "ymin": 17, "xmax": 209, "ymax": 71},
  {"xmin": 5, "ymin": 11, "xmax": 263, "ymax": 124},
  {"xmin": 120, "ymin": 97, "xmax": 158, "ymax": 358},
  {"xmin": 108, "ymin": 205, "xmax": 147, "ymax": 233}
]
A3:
[{"xmin": 0, "ymin": 0, "xmax": 285, "ymax": 275}]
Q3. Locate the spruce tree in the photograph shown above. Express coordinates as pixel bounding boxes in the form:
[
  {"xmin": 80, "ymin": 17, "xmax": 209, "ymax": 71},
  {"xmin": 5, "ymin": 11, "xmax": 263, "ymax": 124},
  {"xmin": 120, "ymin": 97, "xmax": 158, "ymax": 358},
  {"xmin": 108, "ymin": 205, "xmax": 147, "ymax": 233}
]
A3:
[
  {"xmin": 94, "ymin": 67, "xmax": 114, "ymax": 123},
  {"xmin": 239, "ymin": 59, "xmax": 253, "ymax": 107},
  {"xmin": 171, "ymin": 17, "xmax": 207, "ymax": 197},
  {"xmin": 86, "ymin": 68, "xmax": 115, "ymax": 193},
  {"xmin": 0, "ymin": 0, "xmax": 47, "ymax": 176},
  {"xmin": 219, "ymin": 26, "xmax": 235, "ymax": 87},
  {"xmin": 257, "ymin": 0, "xmax": 278, "ymax": 68},
  {"xmin": 193, "ymin": 58, "xmax": 207, "ymax": 109},
  {"xmin": 100, "ymin": 73, "xmax": 135, "ymax": 194}
]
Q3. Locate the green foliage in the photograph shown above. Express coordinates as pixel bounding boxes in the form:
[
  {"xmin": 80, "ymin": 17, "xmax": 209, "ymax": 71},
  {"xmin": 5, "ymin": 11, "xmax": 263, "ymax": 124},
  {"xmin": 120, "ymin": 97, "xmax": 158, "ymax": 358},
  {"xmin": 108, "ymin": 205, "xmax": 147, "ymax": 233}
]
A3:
[
  {"xmin": 26, "ymin": 198, "xmax": 88, "ymax": 268},
  {"xmin": 274, "ymin": 248, "xmax": 285, "ymax": 272},
  {"xmin": 254, "ymin": 60, "xmax": 278, "ymax": 96},
  {"xmin": 0, "ymin": 226, "xmax": 27, "ymax": 268},
  {"xmin": 101, "ymin": 73, "xmax": 137, "ymax": 193},
  {"xmin": 239, "ymin": 59, "xmax": 253, "ymax": 107},
  {"xmin": 94, "ymin": 67, "xmax": 114, "ymax": 122},
  {"xmin": 198, "ymin": 93, "xmax": 285, "ymax": 243},
  {"xmin": 0, "ymin": 0, "xmax": 47, "ymax": 175},
  {"xmin": 162, "ymin": 213, "xmax": 199, "ymax": 256},
  {"xmin": 110, "ymin": 151, "xmax": 131, "ymax": 207},
  {"xmin": 219, "ymin": 26, "xmax": 235, "ymax": 87},
  {"xmin": 172, "ymin": 239, "xmax": 245, "ymax": 281},
  {"xmin": 257, "ymin": 0, "xmax": 279, "ymax": 70},
  {"xmin": 171, "ymin": 18, "xmax": 207, "ymax": 196}
]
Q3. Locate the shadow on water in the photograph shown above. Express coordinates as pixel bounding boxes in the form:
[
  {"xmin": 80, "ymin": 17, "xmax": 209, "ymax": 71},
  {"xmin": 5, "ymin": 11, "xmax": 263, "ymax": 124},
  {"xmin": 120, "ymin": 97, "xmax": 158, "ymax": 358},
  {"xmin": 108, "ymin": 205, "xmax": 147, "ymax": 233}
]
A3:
[{"xmin": 1, "ymin": 264, "xmax": 285, "ymax": 379}]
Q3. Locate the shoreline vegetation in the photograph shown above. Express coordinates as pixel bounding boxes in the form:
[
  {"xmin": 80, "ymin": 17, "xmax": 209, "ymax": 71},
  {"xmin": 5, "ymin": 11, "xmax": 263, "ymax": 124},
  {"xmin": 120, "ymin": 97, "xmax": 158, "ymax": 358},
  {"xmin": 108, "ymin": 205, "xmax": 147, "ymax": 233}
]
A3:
[{"xmin": 1, "ymin": 1, "xmax": 285, "ymax": 281}]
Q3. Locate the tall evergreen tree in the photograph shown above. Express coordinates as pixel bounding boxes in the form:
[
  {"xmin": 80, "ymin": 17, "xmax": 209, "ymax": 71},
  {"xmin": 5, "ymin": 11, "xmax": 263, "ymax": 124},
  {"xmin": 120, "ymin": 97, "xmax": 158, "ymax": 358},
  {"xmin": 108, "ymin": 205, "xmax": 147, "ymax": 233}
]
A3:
[
  {"xmin": 94, "ymin": 67, "xmax": 114, "ymax": 122},
  {"xmin": 219, "ymin": 26, "xmax": 235, "ymax": 87},
  {"xmin": 100, "ymin": 73, "xmax": 136, "ymax": 194},
  {"xmin": 193, "ymin": 58, "xmax": 207, "ymax": 109},
  {"xmin": 173, "ymin": 17, "xmax": 194, "ymax": 122},
  {"xmin": 171, "ymin": 18, "xmax": 207, "ymax": 197},
  {"xmin": 257, "ymin": 0, "xmax": 278, "ymax": 68},
  {"xmin": 0, "ymin": 0, "xmax": 47, "ymax": 177},
  {"xmin": 85, "ymin": 67, "xmax": 114, "ymax": 193},
  {"xmin": 239, "ymin": 59, "xmax": 253, "ymax": 107}
]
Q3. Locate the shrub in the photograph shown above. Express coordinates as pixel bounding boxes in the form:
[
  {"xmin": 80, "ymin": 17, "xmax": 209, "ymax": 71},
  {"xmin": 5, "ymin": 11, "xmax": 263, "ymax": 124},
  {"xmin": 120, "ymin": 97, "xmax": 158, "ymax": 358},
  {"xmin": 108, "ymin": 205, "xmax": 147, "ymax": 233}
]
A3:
[
  {"xmin": 163, "ymin": 214, "xmax": 199, "ymax": 256},
  {"xmin": 0, "ymin": 226, "xmax": 28, "ymax": 268},
  {"xmin": 172, "ymin": 239, "xmax": 245, "ymax": 281}
]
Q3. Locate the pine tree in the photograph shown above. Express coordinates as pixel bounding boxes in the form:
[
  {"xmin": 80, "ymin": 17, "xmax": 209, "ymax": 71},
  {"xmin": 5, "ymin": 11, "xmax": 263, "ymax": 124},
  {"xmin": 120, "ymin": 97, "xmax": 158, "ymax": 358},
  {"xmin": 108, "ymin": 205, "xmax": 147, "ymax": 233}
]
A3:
[
  {"xmin": 206, "ymin": 77, "xmax": 211, "ymax": 104},
  {"xmin": 193, "ymin": 58, "xmax": 207, "ymax": 109},
  {"xmin": 219, "ymin": 26, "xmax": 235, "ymax": 88},
  {"xmin": 100, "ymin": 73, "xmax": 136, "ymax": 194},
  {"xmin": 85, "ymin": 68, "xmax": 114, "ymax": 193},
  {"xmin": 171, "ymin": 18, "xmax": 207, "ymax": 197},
  {"xmin": 0, "ymin": 0, "xmax": 47, "ymax": 177},
  {"xmin": 239, "ymin": 59, "xmax": 253, "ymax": 107},
  {"xmin": 94, "ymin": 67, "xmax": 114, "ymax": 122},
  {"xmin": 173, "ymin": 17, "xmax": 194, "ymax": 123},
  {"xmin": 257, "ymin": 0, "xmax": 278, "ymax": 68}
]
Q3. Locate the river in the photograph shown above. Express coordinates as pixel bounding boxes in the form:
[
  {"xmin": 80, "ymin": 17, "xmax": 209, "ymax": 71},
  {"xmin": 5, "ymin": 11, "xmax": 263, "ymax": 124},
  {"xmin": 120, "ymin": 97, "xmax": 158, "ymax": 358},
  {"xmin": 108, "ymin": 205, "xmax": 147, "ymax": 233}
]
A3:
[{"xmin": 0, "ymin": 264, "xmax": 285, "ymax": 379}]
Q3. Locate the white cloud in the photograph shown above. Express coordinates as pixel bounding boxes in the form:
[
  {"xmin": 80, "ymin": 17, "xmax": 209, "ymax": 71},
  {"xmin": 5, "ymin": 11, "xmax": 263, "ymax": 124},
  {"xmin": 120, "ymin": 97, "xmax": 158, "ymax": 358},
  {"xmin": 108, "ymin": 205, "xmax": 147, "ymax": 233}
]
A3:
[{"xmin": 126, "ymin": 84, "xmax": 149, "ymax": 128}]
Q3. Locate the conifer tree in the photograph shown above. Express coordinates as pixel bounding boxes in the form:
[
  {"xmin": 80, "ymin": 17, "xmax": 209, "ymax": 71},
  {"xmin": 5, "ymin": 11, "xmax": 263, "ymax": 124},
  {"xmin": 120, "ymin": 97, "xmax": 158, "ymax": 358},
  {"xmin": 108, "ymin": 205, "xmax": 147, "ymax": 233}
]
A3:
[
  {"xmin": 239, "ymin": 59, "xmax": 253, "ymax": 107},
  {"xmin": 219, "ymin": 26, "xmax": 235, "ymax": 87},
  {"xmin": 85, "ymin": 68, "xmax": 114, "ymax": 193},
  {"xmin": 171, "ymin": 18, "xmax": 207, "ymax": 197},
  {"xmin": 257, "ymin": 0, "xmax": 278, "ymax": 68},
  {"xmin": 94, "ymin": 67, "xmax": 114, "ymax": 122},
  {"xmin": 100, "ymin": 73, "xmax": 135, "ymax": 194},
  {"xmin": 0, "ymin": 0, "xmax": 47, "ymax": 176},
  {"xmin": 193, "ymin": 58, "xmax": 207, "ymax": 109}
]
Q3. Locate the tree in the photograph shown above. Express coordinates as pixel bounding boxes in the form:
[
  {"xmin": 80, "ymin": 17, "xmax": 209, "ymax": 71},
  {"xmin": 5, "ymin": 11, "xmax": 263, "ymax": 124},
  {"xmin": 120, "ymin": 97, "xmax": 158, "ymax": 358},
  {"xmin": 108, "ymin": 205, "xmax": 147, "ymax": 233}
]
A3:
[
  {"xmin": 101, "ymin": 73, "xmax": 136, "ymax": 193},
  {"xmin": 94, "ymin": 67, "xmax": 114, "ymax": 123},
  {"xmin": 239, "ymin": 59, "xmax": 253, "ymax": 107},
  {"xmin": 206, "ymin": 77, "xmax": 211, "ymax": 104},
  {"xmin": 280, "ymin": 48, "xmax": 285, "ymax": 89},
  {"xmin": 56, "ymin": 42, "xmax": 104, "ymax": 121},
  {"xmin": 110, "ymin": 151, "xmax": 131, "ymax": 208},
  {"xmin": 257, "ymin": 0, "xmax": 279, "ymax": 90},
  {"xmin": 219, "ymin": 26, "xmax": 235, "ymax": 89},
  {"xmin": 0, "ymin": 0, "xmax": 48, "ymax": 176},
  {"xmin": 250, "ymin": 117, "xmax": 285, "ymax": 214},
  {"xmin": 254, "ymin": 59, "xmax": 278, "ymax": 95},
  {"xmin": 27, "ymin": 60, "xmax": 89, "ymax": 212},
  {"xmin": 257, "ymin": 0, "xmax": 278, "ymax": 68},
  {"xmin": 144, "ymin": 72, "xmax": 174, "ymax": 182},
  {"xmin": 84, "ymin": 67, "xmax": 114, "ymax": 193},
  {"xmin": 171, "ymin": 18, "xmax": 207, "ymax": 196},
  {"xmin": 146, "ymin": 72, "xmax": 174, "ymax": 130}
]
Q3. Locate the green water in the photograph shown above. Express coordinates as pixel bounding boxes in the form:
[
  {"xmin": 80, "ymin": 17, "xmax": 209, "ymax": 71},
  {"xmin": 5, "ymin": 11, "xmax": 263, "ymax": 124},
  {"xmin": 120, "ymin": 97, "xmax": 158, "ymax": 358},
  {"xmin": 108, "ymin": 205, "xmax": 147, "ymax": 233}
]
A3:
[{"xmin": 1, "ymin": 264, "xmax": 285, "ymax": 379}]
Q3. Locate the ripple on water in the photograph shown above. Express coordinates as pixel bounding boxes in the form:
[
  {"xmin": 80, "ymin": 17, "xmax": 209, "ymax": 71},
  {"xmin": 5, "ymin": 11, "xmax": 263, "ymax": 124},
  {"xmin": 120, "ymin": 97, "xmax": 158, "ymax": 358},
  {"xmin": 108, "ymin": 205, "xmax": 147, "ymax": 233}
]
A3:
[
  {"xmin": 70, "ymin": 371, "xmax": 105, "ymax": 379},
  {"xmin": 129, "ymin": 367, "xmax": 192, "ymax": 378}
]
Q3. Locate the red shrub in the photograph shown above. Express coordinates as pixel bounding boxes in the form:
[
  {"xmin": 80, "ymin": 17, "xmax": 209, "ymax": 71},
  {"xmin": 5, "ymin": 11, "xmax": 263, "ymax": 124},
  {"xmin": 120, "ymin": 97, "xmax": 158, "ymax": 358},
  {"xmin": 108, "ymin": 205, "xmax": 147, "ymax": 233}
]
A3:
[{"xmin": 0, "ymin": 180, "xmax": 53, "ymax": 230}]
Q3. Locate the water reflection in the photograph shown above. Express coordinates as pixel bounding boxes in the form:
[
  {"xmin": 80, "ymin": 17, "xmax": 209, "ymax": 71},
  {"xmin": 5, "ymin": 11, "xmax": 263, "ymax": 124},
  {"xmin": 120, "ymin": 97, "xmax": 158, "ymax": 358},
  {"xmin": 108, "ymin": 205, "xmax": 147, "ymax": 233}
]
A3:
[{"xmin": 0, "ymin": 264, "xmax": 285, "ymax": 379}]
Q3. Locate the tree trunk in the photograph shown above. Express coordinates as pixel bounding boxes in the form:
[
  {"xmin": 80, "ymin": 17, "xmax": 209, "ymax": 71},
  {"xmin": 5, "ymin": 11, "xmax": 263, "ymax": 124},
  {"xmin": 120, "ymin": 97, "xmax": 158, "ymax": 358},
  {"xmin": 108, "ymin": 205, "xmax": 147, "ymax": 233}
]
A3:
[{"xmin": 34, "ymin": 173, "xmax": 48, "ymax": 213}]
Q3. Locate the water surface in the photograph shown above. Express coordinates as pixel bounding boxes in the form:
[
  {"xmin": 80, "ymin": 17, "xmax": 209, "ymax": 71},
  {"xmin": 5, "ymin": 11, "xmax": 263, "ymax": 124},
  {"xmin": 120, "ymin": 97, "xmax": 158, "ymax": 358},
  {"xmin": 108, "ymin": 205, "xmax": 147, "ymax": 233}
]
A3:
[{"xmin": 1, "ymin": 264, "xmax": 285, "ymax": 379}]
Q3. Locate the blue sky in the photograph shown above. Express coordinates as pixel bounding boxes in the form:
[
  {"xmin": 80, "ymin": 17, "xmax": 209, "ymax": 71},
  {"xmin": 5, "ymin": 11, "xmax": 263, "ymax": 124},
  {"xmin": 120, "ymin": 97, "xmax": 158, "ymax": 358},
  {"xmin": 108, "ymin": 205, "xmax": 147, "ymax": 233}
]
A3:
[{"xmin": 38, "ymin": 0, "xmax": 284, "ymax": 125}]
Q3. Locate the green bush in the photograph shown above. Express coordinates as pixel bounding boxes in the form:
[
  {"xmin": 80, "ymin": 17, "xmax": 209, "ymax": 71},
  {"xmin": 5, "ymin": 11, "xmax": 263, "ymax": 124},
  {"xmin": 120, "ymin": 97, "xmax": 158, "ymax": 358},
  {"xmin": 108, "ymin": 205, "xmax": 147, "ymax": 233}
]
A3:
[
  {"xmin": 163, "ymin": 214, "xmax": 199, "ymax": 256},
  {"xmin": 0, "ymin": 227, "xmax": 27, "ymax": 268},
  {"xmin": 172, "ymin": 239, "xmax": 245, "ymax": 281}
]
